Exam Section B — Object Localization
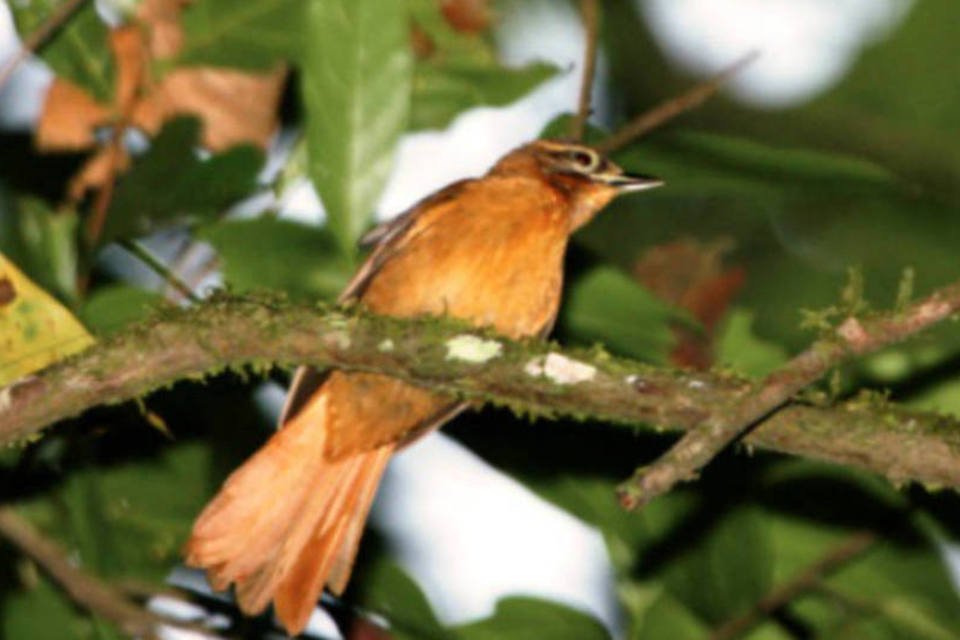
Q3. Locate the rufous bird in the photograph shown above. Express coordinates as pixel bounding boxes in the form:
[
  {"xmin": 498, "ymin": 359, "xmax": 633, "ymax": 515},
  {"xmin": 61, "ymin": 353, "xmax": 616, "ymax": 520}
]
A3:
[{"xmin": 183, "ymin": 139, "xmax": 662, "ymax": 635}]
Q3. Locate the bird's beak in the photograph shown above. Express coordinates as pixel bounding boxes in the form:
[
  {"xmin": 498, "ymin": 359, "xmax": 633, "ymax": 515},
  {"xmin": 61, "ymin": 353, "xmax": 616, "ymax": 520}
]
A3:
[{"xmin": 604, "ymin": 172, "xmax": 664, "ymax": 192}]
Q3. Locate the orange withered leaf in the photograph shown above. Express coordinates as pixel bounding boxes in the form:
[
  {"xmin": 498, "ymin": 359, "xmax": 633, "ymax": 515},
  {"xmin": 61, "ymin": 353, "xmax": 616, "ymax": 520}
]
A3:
[
  {"xmin": 634, "ymin": 238, "xmax": 745, "ymax": 369},
  {"xmin": 439, "ymin": 0, "xmax": 492, "ymax": 33},
  {"xmin": 132, "ymin": 66, "xmax": 285, "ymax": 151},
  {"xmin": 34, "ymin": 0, "xmax": 285, "ymax": 201},
  {"xmin": 35, "ymin": 79, "xmax": 112, "ymax": 151},
  {"xmin": 67, "ymin": 144, "xmax": 131, "ymax": 202}
]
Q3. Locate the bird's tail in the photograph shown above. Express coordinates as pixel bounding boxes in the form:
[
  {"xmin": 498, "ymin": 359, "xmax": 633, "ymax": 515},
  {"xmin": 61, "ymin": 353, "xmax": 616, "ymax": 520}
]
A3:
[{"xmin": 183, "ymin": 391, "xmax": 392, "ymax": 635}]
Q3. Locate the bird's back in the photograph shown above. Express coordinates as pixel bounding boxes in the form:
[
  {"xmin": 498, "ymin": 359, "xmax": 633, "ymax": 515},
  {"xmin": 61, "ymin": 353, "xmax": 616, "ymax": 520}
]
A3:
[{"xmin": 360, "ymin": 174, "xmax": 571, "ymax": 337}]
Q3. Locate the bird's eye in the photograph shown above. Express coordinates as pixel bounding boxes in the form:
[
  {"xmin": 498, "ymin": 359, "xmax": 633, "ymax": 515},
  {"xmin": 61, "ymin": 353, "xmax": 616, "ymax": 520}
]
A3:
[{"xmin": 567, "ymin": 149, "xmax": 599, "ymax": 172}]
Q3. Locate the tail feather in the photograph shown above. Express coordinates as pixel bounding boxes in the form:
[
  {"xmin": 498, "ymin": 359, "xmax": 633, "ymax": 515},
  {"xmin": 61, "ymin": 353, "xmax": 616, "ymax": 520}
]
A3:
[
  {"xmin": 274, "ymin": 446, "xmax": 392, "ymax": 632},
  {"xmin": 327, "ymin": 447, "xmax": 391, "ymax": 595},
  {"xmin": 185, "ymin": 397, "xmax": 328, "ymax": 589},
  {"xmin": 183, "ymin": 391, "xmax": 393, "ymax": 636}
]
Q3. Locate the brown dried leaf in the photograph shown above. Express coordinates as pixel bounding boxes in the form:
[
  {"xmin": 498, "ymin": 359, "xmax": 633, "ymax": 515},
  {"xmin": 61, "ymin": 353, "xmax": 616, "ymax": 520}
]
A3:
[
  {"xmin": 410, "ymin": 22, "xmax": 436, "ymax": 60},
  {"xmin": 130, "ymin": 0, "xmax": 285, "ymax": 150},
  {"xmin": 35, "ymin": 79, "xmax": 112, "ymax": 151},
  {"xmin": 110, "ymin": 25, "xmax": 149, "ymax": 113},
  {"xmin": 67, "ymin": 145, "xmax": 130, "ymax": 202},
  {"xmin": 440, "ymin": 0, "xmax": 492, "ymax": 33},
  {"xmin": 634, "ymin": 238, "xmax": 745, "ymax": 369},
  {"xmin": 137, "ymin": 0, "xmax": 187, "ymax": 58},
  {"xmin": 35, "ymin": 0, "xmax": 283, "ymax": 209},
  {"xmin": 133, "ymin": 66, "xmax": 285, "ymax": 151}
]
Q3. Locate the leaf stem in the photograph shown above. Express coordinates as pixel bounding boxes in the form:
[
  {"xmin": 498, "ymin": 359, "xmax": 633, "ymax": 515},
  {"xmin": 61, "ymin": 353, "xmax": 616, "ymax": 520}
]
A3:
[{"xmin": 118, "ymin": 238, "xmax": 201, "ymax": 303}]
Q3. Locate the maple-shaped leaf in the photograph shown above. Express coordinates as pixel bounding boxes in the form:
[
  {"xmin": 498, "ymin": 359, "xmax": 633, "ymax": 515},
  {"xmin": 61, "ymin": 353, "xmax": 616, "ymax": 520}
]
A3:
[{"xmin": 32, "ymin": 0, "xmax": 284, "ymax": 217}]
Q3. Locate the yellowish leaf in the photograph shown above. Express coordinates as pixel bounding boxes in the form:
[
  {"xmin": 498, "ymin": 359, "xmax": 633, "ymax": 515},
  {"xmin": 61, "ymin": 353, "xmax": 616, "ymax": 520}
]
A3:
[{"xmin": 0, "ymin": 254, "xmax": 94, "ymax": 386}]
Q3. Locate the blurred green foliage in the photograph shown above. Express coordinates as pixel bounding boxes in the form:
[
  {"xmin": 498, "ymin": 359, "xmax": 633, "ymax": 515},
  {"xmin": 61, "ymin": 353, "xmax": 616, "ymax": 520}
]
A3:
[{"xmin": 2, "ymin": 0, "xmax": 960, "ymax": 638}]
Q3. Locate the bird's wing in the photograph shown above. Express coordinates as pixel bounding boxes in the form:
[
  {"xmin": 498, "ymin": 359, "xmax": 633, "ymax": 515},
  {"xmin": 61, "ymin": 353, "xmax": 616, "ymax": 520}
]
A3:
[
  {"xmin": 339, "ymin": 179, "xmax": 475, "ymax": 304},
  {"xmin": 279, "ymin": 179, "xmax": 475, "ymax": 427}
]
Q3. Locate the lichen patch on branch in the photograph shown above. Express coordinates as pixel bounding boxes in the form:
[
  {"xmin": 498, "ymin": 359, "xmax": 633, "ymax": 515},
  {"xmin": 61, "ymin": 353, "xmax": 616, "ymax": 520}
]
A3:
[
  {"xmin": 525, "ymin": 353, "xmax": 597, "ymax": 385},
  {"xmin": 325, "ymin": 331, "xmax": 351, "ymax": 350},
  {"xmin": 445, "ymin": 334, "xmax": 503, "ymax": 363}
]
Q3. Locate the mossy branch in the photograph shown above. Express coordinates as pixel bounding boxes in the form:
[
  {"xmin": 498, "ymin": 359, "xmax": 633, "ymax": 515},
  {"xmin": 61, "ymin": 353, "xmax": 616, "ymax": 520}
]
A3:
[{"xmin": 1, "ymin": 294, "xmax": 960, "ymax": 494}]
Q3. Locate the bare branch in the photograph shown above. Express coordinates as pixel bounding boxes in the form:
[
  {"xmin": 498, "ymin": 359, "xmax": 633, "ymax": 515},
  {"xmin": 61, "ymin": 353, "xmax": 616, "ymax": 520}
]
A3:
[
  {"xmin": 618, "ymin": 279, "xmax": 960, "ymax": 509},
  {"xmin": 596, "ymin": 51, "xmax": 759, "ymax": 154},
  {"xmin": 569, "ymin": 0, "xmax": 600, "ymax": 141}
]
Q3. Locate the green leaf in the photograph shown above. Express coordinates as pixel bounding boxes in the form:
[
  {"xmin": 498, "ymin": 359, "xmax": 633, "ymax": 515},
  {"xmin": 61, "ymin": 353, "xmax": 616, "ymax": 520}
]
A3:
[
  {"xmin": 20, "ymin": 443, "xmax": 213, "ymax": 583},
  {"xmin": 353, "ymin": 559, "xmax": 450, "ymax": 640},
  {"xmin": 561, "ymin": 266, "xmax": 680, "ymax": 363},
  {"xmin": 904, "ymin": 374, "xmax": 960, "ymax": 419},
  {"xmin": 300, "ymin": 0, "xmax": 413, "ymax": 257},
  {"xmin": 4, "ymin": 442, "xmax": 213, "ymax": 637},
  {"xmin": 177, "ymin": 0, "xmax": 305, "ymax": 69},
  {"xmin": 103, "ymin": 118, "xmax": 262, "ymax": 245},
  {"xmin": 407, "ymin": 0, "xmax": 557, "ymax": 130},
  {"xmin": 663, "ymin": 507, "xmax": 774, "ymax": 624},
  {"xmin": 10, "ymin": 0, "xmax": 113, "ymax": 102},
  {"xmin": 455, "ymin": 597, "xmax": 611, "ymax": 640},
  {"xmin": 715, "ymin": 308, "xmax": 789, "ymax": 378},
  {"xmin": 79, "ymin": 285, "xmax": 160, "ymax": 337},
  {"xmin": 756, "ymin": 463, "xmax": 960, "ymax": 638},
  {"xmin": 771, "ymin": 517, "xmax": 960, "ymax": 639},
  {"xmin": 579, "ymin": 127, "xmax": 960, "ymax": 352},
  {"xmin": 412, "ymin": 62, "xmax": 557, "ymax": 131},
  {"xmin": 633, "ymin": 591, "xmax": 709, "ymax": 640},
  {"xmin": 2, "ymin": 575, "xmax": 104, "ymax": 640},
  {"xmin": 353, "ymin": 559, "xmax": 611, "ymax": 640},
  {"xmin": 0, "ymin": 197, "xmax": 80, "ymax": 305},
  {"xmin": 196, "ymin": 217, "xmax": 352, "ymax": 301}
]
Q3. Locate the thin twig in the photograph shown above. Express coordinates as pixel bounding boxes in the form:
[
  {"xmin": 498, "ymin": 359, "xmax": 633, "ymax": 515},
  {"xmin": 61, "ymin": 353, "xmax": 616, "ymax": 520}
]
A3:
[
  {"xmin": 85, "ymin": 138, "xmax": 125, "ymax": 245},
  {"xmin": 710, "ymin": 532, "xmax": 876, "ymax": 640},
  {"xmin": 3, "ymin": 295, "xmax": 960, "ymax": 493},
  {"xmin": 0, "ymin": 0, "xmax": 89, "ymax": 93},
  {"xmin": 0, "ymin": 507, "xmax": 211, "ymax": 638},
  {"xmin": 617, "ymin": 278, "xmax": 960, "ymax": 510},
  {"xmin": 595, "ymin": 51, "xmax": 759, "ymax": 154},
  {"xmin": 569, "ymin": 0, "xmax": 600, "ymax": 141},
  {"xmin": 119, "ymin": 238, "xmax": 202, "ymax": 303}
]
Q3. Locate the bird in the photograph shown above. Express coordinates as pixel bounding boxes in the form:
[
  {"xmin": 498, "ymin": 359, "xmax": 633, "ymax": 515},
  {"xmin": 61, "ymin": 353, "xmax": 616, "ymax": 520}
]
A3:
[{"xmin": 183, "ymin": 138, "xmax": 662, "ymax": 635}]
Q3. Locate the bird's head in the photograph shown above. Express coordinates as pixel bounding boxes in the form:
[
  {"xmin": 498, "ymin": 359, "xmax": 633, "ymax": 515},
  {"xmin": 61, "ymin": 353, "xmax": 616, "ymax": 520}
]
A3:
[{"xmin": 488, "ymin": 139, "xmax": 663, "ymax": 230}]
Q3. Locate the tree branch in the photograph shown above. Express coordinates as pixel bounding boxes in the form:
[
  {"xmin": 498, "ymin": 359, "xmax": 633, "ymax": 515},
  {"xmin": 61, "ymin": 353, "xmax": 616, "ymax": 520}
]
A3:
[
  {"xmin": 596, "ymin": 51, "xmax": 759, "ymax": 154},
  {"xmin": 569, "ymin": 0, "xmax": 600, "ymax": 141},
  {"xmin": 0, "ymin": 507, "xmax": 211, "ymax": 638},
  {"xmin": 1, "ymin": 294, "xmax": 959, "ymax": 495},
  {"xmin": 617, "ymin": 279, "xmax": 960, "ymax": 509},
  {"xmin": 709, "ymin": 532, "xmax": 876, "ymax": 640}
]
